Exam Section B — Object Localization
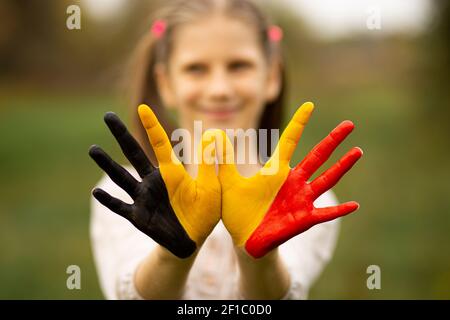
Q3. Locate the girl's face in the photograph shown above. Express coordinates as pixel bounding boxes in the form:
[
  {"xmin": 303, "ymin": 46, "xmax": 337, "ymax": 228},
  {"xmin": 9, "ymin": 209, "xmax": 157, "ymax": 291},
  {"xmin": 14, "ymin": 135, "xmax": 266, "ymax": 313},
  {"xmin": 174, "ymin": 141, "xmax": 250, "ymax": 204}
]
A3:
[{"xmin": 156, "ymin": 14, "xmax": 281, "ymax": 132}]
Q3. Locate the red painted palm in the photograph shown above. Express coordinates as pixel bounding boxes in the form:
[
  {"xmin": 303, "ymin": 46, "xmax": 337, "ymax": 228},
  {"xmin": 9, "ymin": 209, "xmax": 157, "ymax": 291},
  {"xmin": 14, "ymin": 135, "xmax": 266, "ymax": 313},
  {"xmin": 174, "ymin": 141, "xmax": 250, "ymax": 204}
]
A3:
[{"xmin": 245, "ymin": 120, "xmax": 363, "ymax": 258}]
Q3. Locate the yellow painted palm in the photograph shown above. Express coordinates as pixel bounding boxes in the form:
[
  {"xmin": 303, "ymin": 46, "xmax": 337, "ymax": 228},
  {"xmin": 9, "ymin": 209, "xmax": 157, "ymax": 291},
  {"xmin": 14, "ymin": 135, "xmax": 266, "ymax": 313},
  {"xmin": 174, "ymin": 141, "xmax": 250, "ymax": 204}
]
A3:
[{"xmin": 137, "ymin": 104, "xmax": 222, "ymax": 249}]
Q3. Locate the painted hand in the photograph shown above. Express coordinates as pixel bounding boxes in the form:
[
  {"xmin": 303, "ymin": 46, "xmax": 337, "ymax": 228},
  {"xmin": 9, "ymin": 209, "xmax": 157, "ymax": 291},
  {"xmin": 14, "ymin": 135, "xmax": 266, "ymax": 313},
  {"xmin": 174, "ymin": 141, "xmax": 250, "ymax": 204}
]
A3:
[
  {"xmin": 89, "ymin": 104, "xmax": 221, "ymax": 258},
  {"xmin": 218, "ymin": 102, "xmax": 363, "ymax": 258}
]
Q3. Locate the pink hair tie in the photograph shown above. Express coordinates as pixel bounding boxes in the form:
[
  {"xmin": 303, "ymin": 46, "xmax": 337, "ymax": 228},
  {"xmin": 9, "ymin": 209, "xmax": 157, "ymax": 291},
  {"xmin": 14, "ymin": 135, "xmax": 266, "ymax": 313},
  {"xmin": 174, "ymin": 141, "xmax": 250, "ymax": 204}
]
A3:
[
  {"xmin": 268, "ymin": 25, "xmax": 283, "ymax": 42},
  {"xmin": 151, "ymin": 19, "xmax": 167, "ymax": 39}
]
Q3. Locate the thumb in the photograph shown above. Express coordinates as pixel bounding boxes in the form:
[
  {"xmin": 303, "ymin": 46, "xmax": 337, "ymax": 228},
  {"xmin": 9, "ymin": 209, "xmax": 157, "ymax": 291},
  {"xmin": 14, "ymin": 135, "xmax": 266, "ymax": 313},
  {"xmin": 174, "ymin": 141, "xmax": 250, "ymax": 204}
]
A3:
[
  {"xmin": 197, "ymin": 129, "xmax": 219, "ymax": 183},
  {"xmin": 215, "ymin": 130, "xmax": 240, "ymax": 184}
]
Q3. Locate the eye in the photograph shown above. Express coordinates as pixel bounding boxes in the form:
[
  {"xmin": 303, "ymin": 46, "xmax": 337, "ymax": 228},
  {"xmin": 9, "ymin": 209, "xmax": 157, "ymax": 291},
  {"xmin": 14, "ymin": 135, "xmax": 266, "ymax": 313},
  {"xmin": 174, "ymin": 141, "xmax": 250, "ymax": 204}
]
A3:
[
  {"xmin": 184, "ymin": 63, "xmax": 207, "ymax": 74},
  {"xmin": 229, "ymin": 60, "xmax": 253, "ymax": 72}
]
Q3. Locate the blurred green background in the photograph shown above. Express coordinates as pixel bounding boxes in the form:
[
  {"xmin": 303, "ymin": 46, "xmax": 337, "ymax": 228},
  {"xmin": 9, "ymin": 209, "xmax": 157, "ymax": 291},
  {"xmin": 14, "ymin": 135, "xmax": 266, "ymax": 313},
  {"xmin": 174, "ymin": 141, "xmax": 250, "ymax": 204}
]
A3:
[{"xmin": 0, "ymin": 0, "xmax": 449, "ymax": 299}]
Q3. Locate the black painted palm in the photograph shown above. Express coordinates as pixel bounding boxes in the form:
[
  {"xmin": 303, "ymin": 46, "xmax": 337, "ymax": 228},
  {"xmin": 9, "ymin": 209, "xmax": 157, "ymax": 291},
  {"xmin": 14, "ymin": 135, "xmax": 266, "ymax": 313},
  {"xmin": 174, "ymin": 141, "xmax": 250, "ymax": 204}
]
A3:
[{"xmin": 89, "ymin": 108, "xmax": 221, "ymax": 258}]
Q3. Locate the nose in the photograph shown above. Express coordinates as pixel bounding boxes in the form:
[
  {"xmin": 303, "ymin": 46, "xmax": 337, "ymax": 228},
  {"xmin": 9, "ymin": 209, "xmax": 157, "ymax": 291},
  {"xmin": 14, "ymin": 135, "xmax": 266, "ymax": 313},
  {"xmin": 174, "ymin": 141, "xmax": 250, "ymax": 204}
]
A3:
[{"xmin": 206, "ymin": 67, "xmax": 234, "ymax": 101}]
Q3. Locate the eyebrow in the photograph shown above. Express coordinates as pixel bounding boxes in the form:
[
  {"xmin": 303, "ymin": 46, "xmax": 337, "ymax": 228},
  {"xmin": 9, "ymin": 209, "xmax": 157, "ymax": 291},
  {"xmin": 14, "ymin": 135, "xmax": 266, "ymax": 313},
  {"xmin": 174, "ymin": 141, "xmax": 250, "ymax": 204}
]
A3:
[{"xmin": 178, "ymin": 53, "xmax": 260, "ymax": 65}]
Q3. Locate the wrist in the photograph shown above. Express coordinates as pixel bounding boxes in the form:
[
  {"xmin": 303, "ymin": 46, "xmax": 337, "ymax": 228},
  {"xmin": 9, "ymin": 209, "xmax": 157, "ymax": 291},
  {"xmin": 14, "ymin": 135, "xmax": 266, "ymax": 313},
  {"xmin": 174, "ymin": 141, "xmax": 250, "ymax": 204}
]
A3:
[
  {"xmin": 233, "ymin": 245, "xmax": 290, "ymax": 300},
  {"xmin": 234, "ymin": 245, "xmax": 279, "ymax": 265},
  {"xmin": 156, "ymin": 243, "xmax": 200, "ymax": 264}
]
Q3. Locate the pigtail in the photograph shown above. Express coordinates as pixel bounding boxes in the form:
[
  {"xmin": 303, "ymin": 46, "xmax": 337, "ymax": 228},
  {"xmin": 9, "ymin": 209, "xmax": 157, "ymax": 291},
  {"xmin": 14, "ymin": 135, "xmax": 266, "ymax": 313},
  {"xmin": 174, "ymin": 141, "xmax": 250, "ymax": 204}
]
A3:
[{"xmin": 127, "ymin": 18, "xmax": 175, "ymax": 164}]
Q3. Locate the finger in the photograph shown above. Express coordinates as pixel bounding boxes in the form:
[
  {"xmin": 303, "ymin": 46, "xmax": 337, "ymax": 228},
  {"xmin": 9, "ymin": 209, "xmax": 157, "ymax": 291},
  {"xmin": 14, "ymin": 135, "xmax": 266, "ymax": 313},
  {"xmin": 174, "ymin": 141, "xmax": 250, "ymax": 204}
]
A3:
[
  {"xmin": 310, "ymin": 147, "xmax": 363, "ymax": 198},
  {"xmin": 103, "ymin": 112, "xmax": 154, "ymax": 178},
  {"xmin": 197, "ymin": 129, "xmax": 218, "ymax": 183},
  {"xmin": 138, "ymin": 104, "xmax": 176, "ymax": 165},
  {"xmin": 216, "ymin": 130, "xmax": 240, "ymax": 183},
  {"xmin": 313, "ymin": 201, "xmax": 360, "ymax": 223},
  {"xmin": 295, "ymin": 120, "xmax": 355, "ymax": 180},
  {"xmin": 138, "ymin": 104, "xmax": 186, "ymax": 196},
  {"xmin": 276, "ymin": 102, "xmax": 314, "ymax": 164},
  {"xmin": 89, "ymin": 145, "xmax": 140, "ymax": 198},
  {"xmin": 92, "ymin": 188, "xmax": 133, "ymax": 219}
]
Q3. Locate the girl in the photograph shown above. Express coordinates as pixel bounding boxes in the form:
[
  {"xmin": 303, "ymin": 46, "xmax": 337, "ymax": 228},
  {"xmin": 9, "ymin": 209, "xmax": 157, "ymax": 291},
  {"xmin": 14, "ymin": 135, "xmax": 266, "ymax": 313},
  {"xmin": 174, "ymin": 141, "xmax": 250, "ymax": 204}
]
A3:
[{"xmin": 89, "ymin": 0, "xmax": 362, "ymax": 300}]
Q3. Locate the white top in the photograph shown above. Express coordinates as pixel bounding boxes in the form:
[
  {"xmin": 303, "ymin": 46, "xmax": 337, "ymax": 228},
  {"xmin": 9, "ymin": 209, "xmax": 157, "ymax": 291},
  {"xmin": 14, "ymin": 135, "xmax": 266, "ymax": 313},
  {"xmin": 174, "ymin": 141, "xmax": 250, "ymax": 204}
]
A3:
[{"xmin": 90, "ymin": 166, "xmax": 340, "ymax": 300}]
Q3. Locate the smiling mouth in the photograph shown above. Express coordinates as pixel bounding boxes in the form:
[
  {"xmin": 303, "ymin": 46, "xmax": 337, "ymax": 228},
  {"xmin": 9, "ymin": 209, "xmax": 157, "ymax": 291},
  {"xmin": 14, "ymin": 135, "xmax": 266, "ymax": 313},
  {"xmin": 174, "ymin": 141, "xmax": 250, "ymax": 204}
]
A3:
[{"xmin": 195, "ymin": 106, "xmax": 243, "ymax": 120}]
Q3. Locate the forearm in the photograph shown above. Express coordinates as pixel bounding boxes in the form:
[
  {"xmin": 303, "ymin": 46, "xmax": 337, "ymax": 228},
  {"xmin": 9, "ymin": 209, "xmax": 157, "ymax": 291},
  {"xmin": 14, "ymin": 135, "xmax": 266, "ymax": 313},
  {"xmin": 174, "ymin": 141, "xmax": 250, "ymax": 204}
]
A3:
[
  {"xmin": 134, "ymin": 244, "xmax": 198, "ymax": 299},
  {"xmin": 234, "ymin": 247, "xmax": 291, "ymax": 299}
]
